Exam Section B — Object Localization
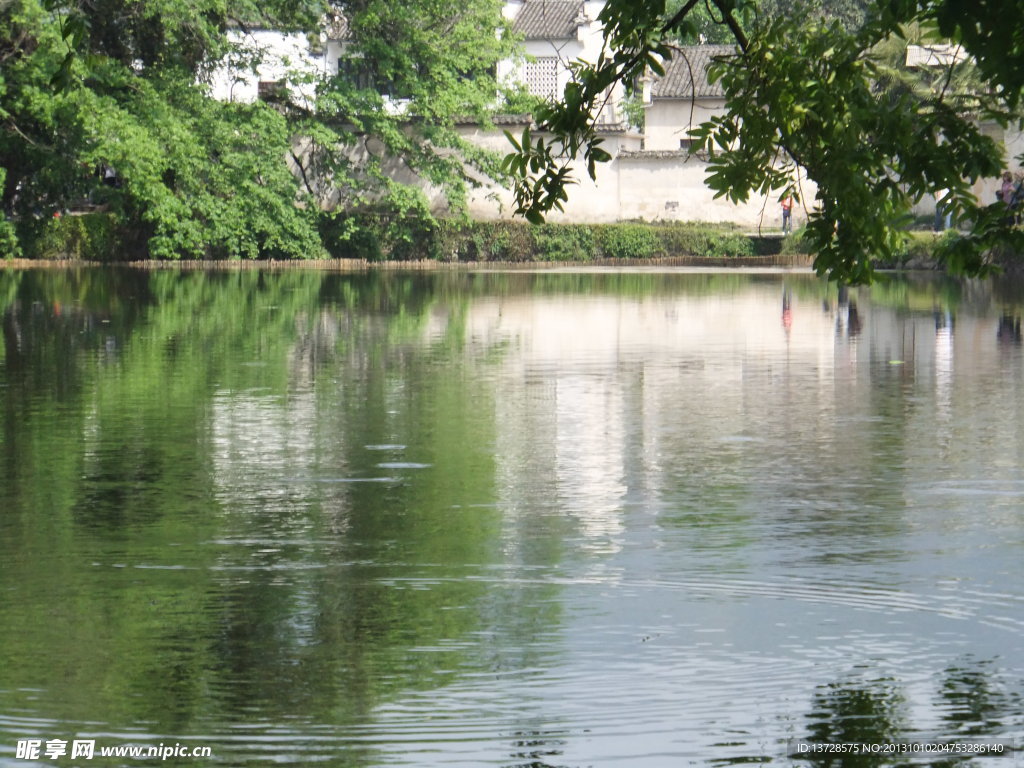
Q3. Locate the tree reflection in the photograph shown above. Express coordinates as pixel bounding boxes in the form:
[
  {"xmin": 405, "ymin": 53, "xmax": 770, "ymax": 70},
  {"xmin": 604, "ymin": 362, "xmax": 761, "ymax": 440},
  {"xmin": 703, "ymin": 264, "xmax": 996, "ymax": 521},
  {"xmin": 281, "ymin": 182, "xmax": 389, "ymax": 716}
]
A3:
[
  {"xmin": 801, "ymin": 676, "xmax": 906, "ymax": 767},
  {"xmin": 997, "ymin": 314, "xmax": 1021, "ymax": 346},
  {"xmin": 505, "ymin": 728, "xmax": 570, "ymax": 768},
  {"xmin": 796, "ymin": 659, "xmax": 1023, "ymax": 766},
  {"xmin": 938, "ymin": 658, "xmax": 1023, "ymax": 739},
  {"xmin": 5, "ymin": 268, "xmax": 1024, "ymax": 767}
]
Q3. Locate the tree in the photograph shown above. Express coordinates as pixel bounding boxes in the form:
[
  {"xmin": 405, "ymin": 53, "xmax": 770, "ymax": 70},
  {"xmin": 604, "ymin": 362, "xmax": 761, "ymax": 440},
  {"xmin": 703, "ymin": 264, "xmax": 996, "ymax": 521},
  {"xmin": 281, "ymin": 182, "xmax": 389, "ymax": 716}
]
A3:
[
  {"xmin": 503, "ymin": 0, "xmax": 1024, "ymax": 283},
  {"xmin": 0, "ymin": 0, "xmax": 516, "ymax": 258},
  {"xmin": 670, "ymin": 0, "xmax": 870, "ymax": 43},
  {"xmin": 297, "ymin": 0, "xmax": 517, "ymax": 219},
  {"xmin": 1, "ymin": 0, "xmax": 328, "ymax": 258}
]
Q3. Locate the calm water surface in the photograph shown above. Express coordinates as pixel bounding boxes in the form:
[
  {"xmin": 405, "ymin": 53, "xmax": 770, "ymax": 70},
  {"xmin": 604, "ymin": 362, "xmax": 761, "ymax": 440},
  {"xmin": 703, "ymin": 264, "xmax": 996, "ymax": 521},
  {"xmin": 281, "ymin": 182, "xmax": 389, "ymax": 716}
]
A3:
[{"xmin": 1, "ymin": 267, "xmax": 1023, "ymax": 766}]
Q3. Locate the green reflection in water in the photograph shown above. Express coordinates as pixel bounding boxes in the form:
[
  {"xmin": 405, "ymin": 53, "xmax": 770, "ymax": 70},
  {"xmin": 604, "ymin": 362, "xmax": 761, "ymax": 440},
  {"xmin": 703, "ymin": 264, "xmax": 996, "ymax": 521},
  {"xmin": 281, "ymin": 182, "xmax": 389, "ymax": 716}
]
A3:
[
  {"xmin": 0, "ymin": 269, "xmax": 521, "ymax": 755},
  {"xmin": 1, "ymin": 268, "xmax": 1023, "ymax": 766},
  {"xmin": 792, "ymin": 658, "xmax": 1023, "ymax": 767}
]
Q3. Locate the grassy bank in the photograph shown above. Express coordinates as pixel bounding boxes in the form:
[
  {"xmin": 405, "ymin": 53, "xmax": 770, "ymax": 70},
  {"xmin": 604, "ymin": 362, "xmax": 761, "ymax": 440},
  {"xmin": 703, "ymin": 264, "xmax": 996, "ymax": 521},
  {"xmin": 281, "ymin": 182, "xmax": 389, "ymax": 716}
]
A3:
[
  {"xmin": 10, "ymin": 213, "xmax": 786, "ymax": 264},
  {"xmin": 779, "ymin": 227, "xmax": 976, "ymax": 271},
  {"xmin": 14, "ymin": 212, "xmax": 998, "ymax": 272}
]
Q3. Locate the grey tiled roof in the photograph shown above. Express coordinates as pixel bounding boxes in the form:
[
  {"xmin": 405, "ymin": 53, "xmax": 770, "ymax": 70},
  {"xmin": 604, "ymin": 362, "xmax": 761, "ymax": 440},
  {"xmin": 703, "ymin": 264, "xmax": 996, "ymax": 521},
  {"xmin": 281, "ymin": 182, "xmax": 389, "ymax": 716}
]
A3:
[
  {"xmin": 513, "ymin": 1, "xmax": 585, "ymax": 40},
  {"xmin": 651, "ymin": 45, "xmax": 735, "ymax": 99},
  {"xmin": 455, "ymin": 113, "xmax": 534, "ymax": 125}
]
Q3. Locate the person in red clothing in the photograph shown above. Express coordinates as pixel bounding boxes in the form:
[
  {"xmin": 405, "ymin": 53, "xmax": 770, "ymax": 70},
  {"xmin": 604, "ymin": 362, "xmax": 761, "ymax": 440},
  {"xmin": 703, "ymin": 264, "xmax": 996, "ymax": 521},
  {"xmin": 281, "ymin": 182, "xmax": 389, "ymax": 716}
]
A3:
[
  {"xmin": 778, "ymin": 195, "xmax": 794, "ymax": 234},
  {"xmin": 781, "ymin": 195, "xmax": 794, "ymax": 234}
]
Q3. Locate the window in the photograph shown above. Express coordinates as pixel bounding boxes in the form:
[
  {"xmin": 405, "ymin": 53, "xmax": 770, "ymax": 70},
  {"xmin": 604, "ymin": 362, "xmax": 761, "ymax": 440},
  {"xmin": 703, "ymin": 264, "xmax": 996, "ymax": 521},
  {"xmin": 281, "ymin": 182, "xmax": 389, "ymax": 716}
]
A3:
[
  {"xmin": 337, "ymin": 58, "xmax": 375, "ymax": 91},
  {"xmin": 337, "ymin": 57, "xmax": 403, "ymax": 98},
  {"xmin": 258, "ymin": 81, "xmax": 287, "ymax": 102},
  {"xmin": 524, "ymin": 57, "xmax": 558, "ymax": 99}
]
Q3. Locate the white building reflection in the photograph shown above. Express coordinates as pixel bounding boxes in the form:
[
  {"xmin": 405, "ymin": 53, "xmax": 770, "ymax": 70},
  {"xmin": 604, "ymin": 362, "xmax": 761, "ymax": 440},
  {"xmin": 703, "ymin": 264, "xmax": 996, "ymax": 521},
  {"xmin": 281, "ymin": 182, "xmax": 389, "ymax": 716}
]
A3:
[
  {"xmin": 210, "ymin": 388, "xmax": 321, "ymax": 510},
  {"xmin": 457, "ymin": 284, "xmax": 844, "ymax": 560},
  {"xmin": 417, "ymin": 275, "xmax": 1022, "ymax": 567},
  {"xmin": 203, "ymin": 274, "xmax": 1023, "ymax": 559},
  {"xmin": 208, "ymin": 311, "xmax": 355, "ymax": 530}
]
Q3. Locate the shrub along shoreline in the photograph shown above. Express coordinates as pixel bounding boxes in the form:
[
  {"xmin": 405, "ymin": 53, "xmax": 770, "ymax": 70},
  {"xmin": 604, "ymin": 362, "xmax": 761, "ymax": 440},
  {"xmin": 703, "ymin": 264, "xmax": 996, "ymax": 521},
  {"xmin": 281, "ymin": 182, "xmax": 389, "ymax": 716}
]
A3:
[{"xmin": 4, "ymin": 211, "xmax": 952, "ymax": 269}]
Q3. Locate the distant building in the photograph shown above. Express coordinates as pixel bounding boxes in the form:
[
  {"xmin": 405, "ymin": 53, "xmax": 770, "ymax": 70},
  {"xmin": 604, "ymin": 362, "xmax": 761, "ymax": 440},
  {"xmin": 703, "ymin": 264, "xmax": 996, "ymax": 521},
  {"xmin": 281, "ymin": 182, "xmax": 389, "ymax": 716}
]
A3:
[
  {"xmin": 498, "ymin": 0, "xmax": 626, "ymax": 127},
  {"xmin": 205, "ymin": 8, "xmax": 800, "ymax": 227},
  {"xmin": 903, "ymin": 42, "xmax": 1016, "ymax": 211},
  {"xmin": 904, "ymin": 43, "xmax": 969, "ymax": 68},
  {"xmin": 645, "ymin": 45, "xmax": 732, "ymax": 152},
  {"xmin": 207, "ymin": 28, "xmax": 340, "ymax": 108}
]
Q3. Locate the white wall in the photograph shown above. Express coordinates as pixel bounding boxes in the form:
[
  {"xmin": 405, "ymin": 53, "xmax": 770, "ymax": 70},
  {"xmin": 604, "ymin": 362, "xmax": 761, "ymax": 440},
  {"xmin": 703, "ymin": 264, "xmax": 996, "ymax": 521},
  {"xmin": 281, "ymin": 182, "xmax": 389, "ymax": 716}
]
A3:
[
  {"xmin": 458, "ymin": 125, "xmax": 634, "ymax": 221},
  {"xmin": 617, "ymin": 154, "xmax": 782, "ymax": 226},
  {"xmin": 645, "ymin": 99, "xmax": 724, "ymax": 152},
  {"xmin": 207, "ymin": 30, "xmax": 335, "ymax": 109},
  {"xmin": 908, "ymin": 120, "xmax": 1020, "ymax": 220},
  {"xmin": 200, "ymin": 16, "xmax": 820, "ymax": 229},
  {"xmin": 458, "ymin": 122, "xmax": 811, "ymax": 227}
]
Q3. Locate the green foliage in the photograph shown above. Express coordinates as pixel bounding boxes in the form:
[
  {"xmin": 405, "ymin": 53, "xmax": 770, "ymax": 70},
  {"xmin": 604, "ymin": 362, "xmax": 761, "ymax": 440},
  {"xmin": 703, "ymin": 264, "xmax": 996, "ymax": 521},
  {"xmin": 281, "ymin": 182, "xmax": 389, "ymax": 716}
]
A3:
[
  {"xmin": 22, "ymin": 213, "xmax": 121, "ymax": 260},
  {"xmin": 886, "ymin": 230, "xmax": 946, "ymax": 267},
  {"xmin": 666, "ymin": 0, "xmax": 871, "ymax": 45},
  {"xmin": 656, "ymin": 222, "xmax": 755, "ymax": 257},
  {"xmin": 703, "ymin": 229, "xmax": 756, "ymax": 258},
  {"xmin": 504, "ymin": 0, "xmax": 1024, "ymax": 283},
  {"xmin": 666, "ymin": 1, "xmax": 737, "ymax": 44},
  {"xmin": 758, "ymin": 0, "xmax": 870, "ymax": 31},
  {"xmin": 0, "ymin": 169, "xmax": 16, "ymax": 258},
  {"xmin": 598, "ymin": 224, "xmax": 662, "ymax": 259},
  {"xmin": 497, "ymin": 84, "xmax": 545, "ymax": 116},
  {"xmin": 424, "ymin": 220, "xmax": 537, "ymax": 262},
  {"xmin": 619, "ymin": 91, "xmax": 646, "ymax": 132},
  {"xmin": 317, "ymin": 0, "xmax": 516, "ymax": 213},
  {"xmin": 323, "ymin": 219, "xmax": 770, "ymax": 263},
  {"xmin": 1, "ymin": 0, "xmax": 514, "ymax": 259},
  {"xmin": 0, "ymin": 222, "xmax": 19, "ymax": 258},
  {"xmin": 780, "ymin": 226, "xmax": 813, "ymax": 255},
  {"xmin": 320, "ymin": 188, "xmax": 439, "ymax": 261},
  {"xmin": 482, "ymin": 228, "xmax": 516, "ymax": 261},
  {"xmin": 1, "ymin": 0, "xmax": 327, "ymax": 259},
  {"xmin": 448, "ymin": 221, "xmax": 764, "ymax": 262},
  {"xmin": 534, "ymin": 224, "xmax": 595, "ymax": 261},
  {"xmin": 320, "ymin": 212, "xmax": 385, "ymax": 261}
]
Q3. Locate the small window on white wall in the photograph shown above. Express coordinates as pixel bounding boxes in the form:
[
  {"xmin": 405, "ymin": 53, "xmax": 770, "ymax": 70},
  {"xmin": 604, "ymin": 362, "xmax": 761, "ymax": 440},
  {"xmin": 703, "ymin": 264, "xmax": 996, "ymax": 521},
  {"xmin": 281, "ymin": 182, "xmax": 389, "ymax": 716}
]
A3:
[
  {"xmin": 258, "ymin": 81, "xmax": 286, "ymax": 102},
  {"xmin": 525, "ymin": 57, "xmax": 559, "ymax": 99}
]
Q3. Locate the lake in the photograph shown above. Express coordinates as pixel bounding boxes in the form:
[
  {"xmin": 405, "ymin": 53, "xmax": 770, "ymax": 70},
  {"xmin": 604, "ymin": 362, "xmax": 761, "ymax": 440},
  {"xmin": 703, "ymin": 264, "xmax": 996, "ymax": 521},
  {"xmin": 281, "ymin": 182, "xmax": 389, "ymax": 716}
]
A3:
[{"xmin": 1, "ymin": 266, "xmax": 1022, "ymax": 766}]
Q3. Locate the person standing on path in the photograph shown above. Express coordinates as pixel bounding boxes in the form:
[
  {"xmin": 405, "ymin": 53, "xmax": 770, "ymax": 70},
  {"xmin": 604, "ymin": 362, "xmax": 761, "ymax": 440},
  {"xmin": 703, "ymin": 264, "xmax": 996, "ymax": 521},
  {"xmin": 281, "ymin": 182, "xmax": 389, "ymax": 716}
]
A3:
[
  {"xmin": 934, "ymin": 188, "xmax": 952, "ymax": 231},
  {"xmin": 781, "ymin": 195, "xmax": 794, "ymax": 234}
]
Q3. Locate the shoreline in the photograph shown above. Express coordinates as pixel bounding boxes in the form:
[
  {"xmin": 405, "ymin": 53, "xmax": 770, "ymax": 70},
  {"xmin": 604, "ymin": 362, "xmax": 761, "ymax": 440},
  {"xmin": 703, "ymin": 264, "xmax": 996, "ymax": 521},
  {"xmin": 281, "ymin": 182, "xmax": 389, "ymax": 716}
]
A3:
[{"xmin": 3, "ymin": 254, "xmax": 816, "ymax": 271}]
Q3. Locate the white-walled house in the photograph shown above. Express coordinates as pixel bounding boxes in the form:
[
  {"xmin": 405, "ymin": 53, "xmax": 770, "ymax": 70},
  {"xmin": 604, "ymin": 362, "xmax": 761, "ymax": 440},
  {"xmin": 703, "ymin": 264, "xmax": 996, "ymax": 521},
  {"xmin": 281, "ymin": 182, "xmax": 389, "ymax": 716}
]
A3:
[
  {"xmin": 645, "ymin": 45, "xmax": 732, "ymax": 152},
  {"xmin": 498, "ymin": 0, "xmax": 625, "ymax": 127},
  {"xmin": 203, "ymin": 11, "xmax": 1024, "ymax": 230},
  {"xmin": 904, "ymin": 43, "xmax": 1019, "ymax": 216},
  {"xmin": 203, "ymin": 8, "xmax": 801, "ymax": 228},
  {"xmin": 605, "ymin": 43, "xmax": 807, "ymax": 227},
  {"xmin": 460, "ymin": 0, "xmax": 642, "ymax": 221},
  {"xmin": 207, "ymin": 27, "xmax": 343, "ymax": 110},
  {"xmin": 467, "ymin": 36, "xmax": 791, "ymax": 227}
]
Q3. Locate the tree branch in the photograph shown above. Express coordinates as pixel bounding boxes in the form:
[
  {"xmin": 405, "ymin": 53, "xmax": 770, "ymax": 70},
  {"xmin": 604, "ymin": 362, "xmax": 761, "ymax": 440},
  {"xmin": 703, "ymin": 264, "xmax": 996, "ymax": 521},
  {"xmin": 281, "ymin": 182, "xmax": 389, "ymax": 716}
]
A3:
[
  {"xmin": 290, "ymin": 149, "xmax": 317, "ymax": 196},
  {"xmin": 661, "ymin": 0, "xmax": 704, "ymax": 36},
  {"xmin": 707, "ymin": 0, "xmax": 749, "ymax": 52}
]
